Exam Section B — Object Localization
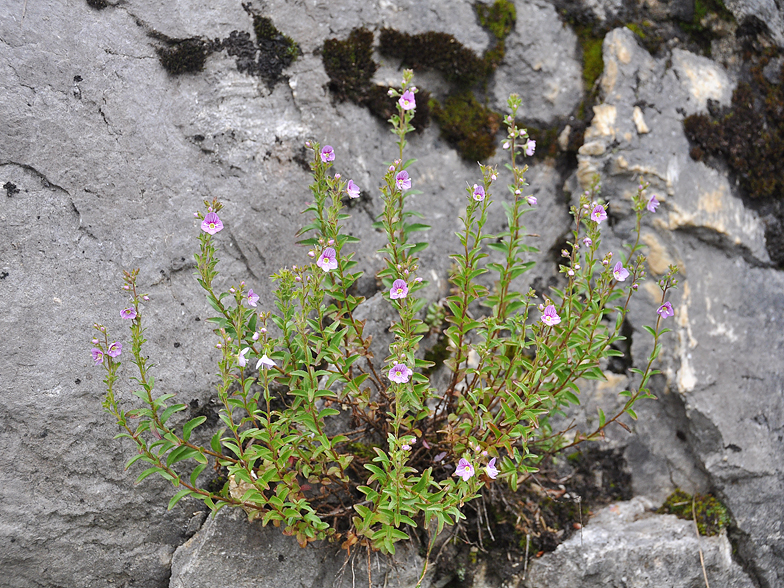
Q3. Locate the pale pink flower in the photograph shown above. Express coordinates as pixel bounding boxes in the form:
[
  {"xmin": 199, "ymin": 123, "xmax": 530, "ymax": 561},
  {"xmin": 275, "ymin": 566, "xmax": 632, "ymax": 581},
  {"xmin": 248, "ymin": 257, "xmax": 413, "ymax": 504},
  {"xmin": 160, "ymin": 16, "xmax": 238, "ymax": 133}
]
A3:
[
  {"xmin": 541, "ymin": 304, "xmax": 561, "ymax": 326},
  {"xmin": 107, "ymin": 342, "xmax": 122, "ymax": 358},
  {"xmin": 347, "ymin": 179, "xmax": 360, "ymax": 199},
  {"xmin": 398, "ymin": 90, "xmax": 416, "ymax": 110},
  {"xmin": 256, "ymin": 354, "xmax": 276, "ymax": 369},
  {"xmin": 91, "ymin": 348, "xmax": 104, "ymax": 365},
  {"xmin": 320, "ymin": 145, "xmax": 335, "ymax": 163},
  {"xmin": 395, "ymin": 170, "xmax": 411, "ymax": 191},
  {"xmin": 657, "ymin": 301, "xmax": 674, "ymax": 319},
  {"xmin": 238, "ymin": 348, "xmax": 250, "ymax": 367},
  {"xmin": 316, "ymin": 247, "xmax": 338, "ymax": 272},
  {"xmin": 485, "ymin": 457, "xmax": 499, "ymax": 479},
  {"xmin": 390, "ymin": 279, "xmax": 408, "ymax": 300},
  {"xmin": 613, "ymin": 262, "xmax": 630, "ymax": 282},
  {"xmin": 647, "ymin": 194, "xmax": 660, "ymax": 213},
  {"xmin": 247, "ymin": 289, "xmax": 259, "ymax": 307},
  {"xmin": 120, "ymin": 308, "xmax": 136, "ymax": 320},
  {"xmin": 388, "ymin": 363, "xmax": 412, "ymax": 384},
  {"xmin": 472, "ymin": 184, "xmax": 485, "ymax": 201},
  {"xmin": 591, "ymin": 205, "xmax": 607, "ymax": 223},
  {"xmin": 454, "ymin": 458, "xmax": 475, "ymax": 481},
  {"xmin": 201, "ymin": 212, "xmax": 224, "ymax": 235}
]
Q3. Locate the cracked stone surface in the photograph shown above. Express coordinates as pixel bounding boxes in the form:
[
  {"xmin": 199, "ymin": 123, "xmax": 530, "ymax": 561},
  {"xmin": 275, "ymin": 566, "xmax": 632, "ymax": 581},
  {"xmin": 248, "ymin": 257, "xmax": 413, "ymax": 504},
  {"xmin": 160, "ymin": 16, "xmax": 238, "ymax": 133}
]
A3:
[{"xmin": 0, "ymin": 2, "xmax": 781, "ymax": 588}]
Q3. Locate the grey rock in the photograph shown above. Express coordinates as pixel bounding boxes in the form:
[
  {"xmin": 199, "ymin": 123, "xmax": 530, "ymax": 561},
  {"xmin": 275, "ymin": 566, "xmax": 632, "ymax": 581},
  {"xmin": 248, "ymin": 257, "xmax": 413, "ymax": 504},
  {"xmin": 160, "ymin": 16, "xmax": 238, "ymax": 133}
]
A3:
[
  {"xmin": 524, "ymin": 498, "xmax": 754, "ymax": 588},
  {"xmin": 169, "ymin": 507, "xmax": 433, "ymax": 588},
  {"xmin": 570, "ymin": 26, "xmax": 784, "ymax": 586},
  {"xmin": 491, "ymin": 0, "xmax": 584, "ymax": 124},
  {"xmin": 724, "ymin": 0, "xmax": 784, "ymax": 46}
]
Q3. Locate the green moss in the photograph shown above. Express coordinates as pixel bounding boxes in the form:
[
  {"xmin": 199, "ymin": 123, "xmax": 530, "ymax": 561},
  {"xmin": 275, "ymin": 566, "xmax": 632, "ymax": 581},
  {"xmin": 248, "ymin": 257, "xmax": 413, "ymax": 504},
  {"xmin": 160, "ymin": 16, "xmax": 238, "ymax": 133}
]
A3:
[
  {"xmin": 432, "ymin": 92, "xmax": 501, "ymax": 161},
  {"xmin": 575, "ymin": 27, "xmax": 604, "ymax": 90},
  {"xmin": 379, "ymin": 29, "xmax": 490, "ymax": 87},
  {"xmin": 625, "ymin": 23, "xmax": 646, "ymax": 38},
  {"xmin": 423, "ymin": 335, "xmax": 450, "ymax": 376},
  {"xmin": 156, "ymin": 38, "xmax": 211, "ymax": 75},
  {"xmin": 657, "ymin": 489, "xmax": 731, "ymax": 536},
  {"xmin": 679, "ymin": 0, "xmax": 735, "ymax": 55},
  {"xmin": 345, "ymin": 442, "xmax": 380, "ymax": 460},
  {"xmin": 476, "ymin": 0, "xmax": 517, "ymax": 41}
]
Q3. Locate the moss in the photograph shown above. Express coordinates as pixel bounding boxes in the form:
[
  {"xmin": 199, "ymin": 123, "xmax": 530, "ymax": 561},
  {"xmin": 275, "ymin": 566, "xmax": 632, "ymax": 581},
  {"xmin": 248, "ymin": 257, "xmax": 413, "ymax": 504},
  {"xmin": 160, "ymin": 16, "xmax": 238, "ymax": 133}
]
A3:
[
  {"xmin": 657, "ymin": 489, "xmax": 731, "ymax": 536},
  {"xmin": 345, "ymin": 442, "xmax": 379, "ymax": 460},
  {"xmin": 379, "ymin": 29, "xmax": 491, "ymax": 87},
  {"xmin": 323, "ymin": 28, "xmax": 377, "ymax": 104},
  {"xmin": 322, "ymin": 29, "xmax": 431, "ymax": 133},
  {"xmin": 432, "ymin": 92, "xmax": 501, "ymax": 161},
  {"xmin": 678, "ymin": 0, "xmax": 735, "ymax": 55},
  {"xmin": 625, "ymin": 23, "xmax": 646, "ymax": 38},
  {"xmin": 575, "ymin": 26, "xmax": 604, "ymax": 90},
  {"xmin": 476, "ymin": 0, "xmax": 517, "ymax": 41},
  {"xmin": 683, "ymin": 57, "xmax": 784, "ymax": 264},
  {"xmin": 156, "ymin": 38, "xmax": 211, "ymax": 75}
]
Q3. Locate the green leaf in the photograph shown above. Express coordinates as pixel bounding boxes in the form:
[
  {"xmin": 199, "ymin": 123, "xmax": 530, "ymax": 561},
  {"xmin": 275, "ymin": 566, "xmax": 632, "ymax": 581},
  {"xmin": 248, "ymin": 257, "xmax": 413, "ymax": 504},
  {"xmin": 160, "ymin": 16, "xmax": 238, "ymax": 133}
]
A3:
[
  {"xmin": 168, "ymin": 488, "xmax": 192, "ymax": 510},
  {"xmin": 182, "ymin": 416, "xmax": 207, "ymax": 442},
  {"xmin": 190, "ymin": 463, "xmax": 207, "ymax": 487},
  {"xmin": 160, "ymin": 404, "xmax": 187, "ymax": 425},
  {"xmin": 136, "ymin": 466, "xmax": 163, "ymax": 484}
]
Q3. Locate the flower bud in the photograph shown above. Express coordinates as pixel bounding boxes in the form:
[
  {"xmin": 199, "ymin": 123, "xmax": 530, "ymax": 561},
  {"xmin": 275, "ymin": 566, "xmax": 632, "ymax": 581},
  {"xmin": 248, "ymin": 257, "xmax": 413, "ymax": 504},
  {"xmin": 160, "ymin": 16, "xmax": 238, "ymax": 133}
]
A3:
[{"xmin": 334, "ymin": 173, "xmax": 341, "ymax": 179}]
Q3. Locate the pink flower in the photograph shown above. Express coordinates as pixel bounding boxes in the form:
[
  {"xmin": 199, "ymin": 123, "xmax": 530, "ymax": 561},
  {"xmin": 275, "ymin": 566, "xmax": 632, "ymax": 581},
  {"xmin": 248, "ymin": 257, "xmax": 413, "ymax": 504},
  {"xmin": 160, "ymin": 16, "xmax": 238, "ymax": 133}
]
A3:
[
  {"xmin": 107, "ymin": 342, "xmax": 122, "ymax": 358},
  {"xmin": 347, "ymin": 179, "xmax": 360, "ymax": 199},
  {"xmin": 657, "ymin": 301, "xmax": 674, "ymax": 319},
  {"xmin": 454, "ymin": 458, "xmax": 475, "ymax": 481},
  {"xmin": 647, "ymin": 194, "xmax": 660, "ymax": 213},
  {"xmin": 256, "ymin": 354, "xmax": 276, "ymax": 369},
  {"xmin": 320, "ymin": 145, "xmax": 335, "ymax": 163},
  {"xmin": 238, "ymin": 348, "xmax": 250, "ymax": 367},
  {"xmin": 120, "ymin": 308, "xmax": 137, "ymax": 320},
  {"xmin": 388, "ymin": 363, "xmax": 412, "ymax": 384},
  {"xmin": 398, "ymin": 90, "xmax": 416, "ymax": 110},
  {"xmin": 91, "ymin": 348, "xmax": 104, "ymax": 365},
  {"xmin": 395, "ymin": 170, "xmax": 411, "ymax": 191},
  {"xmin": 583, "ymin": 237, "xmax": 592, "ymax": 247},
  {"xmin": 591, "ymin": 204, "xmax": 607, "ymax": 223},
  {"xmin": 401, "ymin": 444, "xmax": 411, "ymax": 451},
  {"xmin": 485, "ymin": 457, "xmax": 499, "ymax": 480},
  {"xmin": 612, "ymin": 261, "xmax": 630, "ymax": 282},
  {"xmin": 541, "ymin": 304, "xmax": 561, "ymax": 326},
  {"xmin": 525, "ymin": 139, "xmax": 536, "ymax": 156},
  {"xmin": 390, "ymin": 279, "xmax": 408, "ymax": 300},
  {"xmin": 247, "ymin": 289, "xmax": 259, "ymax": 307},
  {"xmin": 316, "ymin": 247, "xmax": 338, "ymax": 272},
  {"xmin": 527, "ymin": 196, "xmax": 537, "ymax": 206},
  {"xmin": 472, "ymin": 184, "xmax": 485, "ymax": 201},
  {"xmin": 201, "ymin": 212, "xmax": 224, "ymax": 235}
]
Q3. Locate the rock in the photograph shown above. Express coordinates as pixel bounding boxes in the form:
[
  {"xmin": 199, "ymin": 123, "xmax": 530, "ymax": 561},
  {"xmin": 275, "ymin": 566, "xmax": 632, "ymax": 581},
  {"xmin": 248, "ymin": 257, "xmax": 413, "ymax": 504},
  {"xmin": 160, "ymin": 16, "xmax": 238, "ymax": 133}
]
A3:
[
  {"xmin": 569, "ymin": 25, "xmax": 784, "ymax": 586},
  {"xmin": 524, "ymin": 498, "xmax": 755, "ymax": 588},
  {"xmin": 169, "ymin": 507, "xmax": 433, "ymax": 588},
  {"xmin": 491, "ymin": 0, "xmax": 584, "ymax": 124},
  {"xmin": 724, "ymin": 0, "xmax": 784, "ymax": 46}
]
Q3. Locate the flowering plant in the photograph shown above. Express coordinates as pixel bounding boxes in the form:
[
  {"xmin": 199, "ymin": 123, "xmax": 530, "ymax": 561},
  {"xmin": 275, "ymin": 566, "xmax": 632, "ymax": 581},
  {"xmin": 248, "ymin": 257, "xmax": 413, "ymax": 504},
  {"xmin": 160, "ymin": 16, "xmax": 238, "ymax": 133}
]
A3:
[{"xmin": 94, "ymin": 71, "xmax": 677, "ymax": 582}]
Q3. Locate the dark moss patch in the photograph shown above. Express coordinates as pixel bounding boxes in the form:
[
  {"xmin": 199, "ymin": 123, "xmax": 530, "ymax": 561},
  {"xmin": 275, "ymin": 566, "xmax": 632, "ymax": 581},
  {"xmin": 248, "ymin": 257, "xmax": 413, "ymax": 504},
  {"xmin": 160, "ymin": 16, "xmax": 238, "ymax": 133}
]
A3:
[
  {"xmin": 215, "ymin": 10, "xmax": 299, "ymax": 89},
  {"xmin": 657, "ymin": 489, "xmax": 731, "ymax": 536},
  {"xmin": 323, "ymin": 28, "xmax": 377, "ymax": 103},
  {"xmin": 432, "ymin": 93, "xmax": 501, "ymax": 161},
  {"xmin": 3, "ymin": 182, "xmax": 20, "ymax": 198},
  {"xmin": 86, "ymin": 0, "xmax": 108, "ymax": 9},
  {"xmin": 322, "ymin": 29, "xmax": 431, "ymax": 133},
  {"xmin": 683, "ymin": 56, "xmax": 784, "ymax": 264},
  {"xmin": 379, "ymin": 29, "xmax": 491, "ymax": 87},
  {"xmin": 156, "ymin": 38, "xmax": 212, "ymax": 75}
]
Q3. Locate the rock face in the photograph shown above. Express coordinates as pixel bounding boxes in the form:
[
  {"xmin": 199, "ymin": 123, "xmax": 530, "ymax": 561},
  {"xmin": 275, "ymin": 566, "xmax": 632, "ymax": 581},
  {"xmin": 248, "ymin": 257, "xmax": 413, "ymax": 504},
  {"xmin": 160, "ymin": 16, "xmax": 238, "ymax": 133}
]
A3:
[
  {"xmin": 0, "ymin": 1, "xmax": 781, "ymax": 588},
  {"xmin": 524, "ymin": 498, "xmax": 754, "ymax": 588},
  {"xmin": 169, "ymin": 507, "xmax": 432, "ymax": 588}
]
